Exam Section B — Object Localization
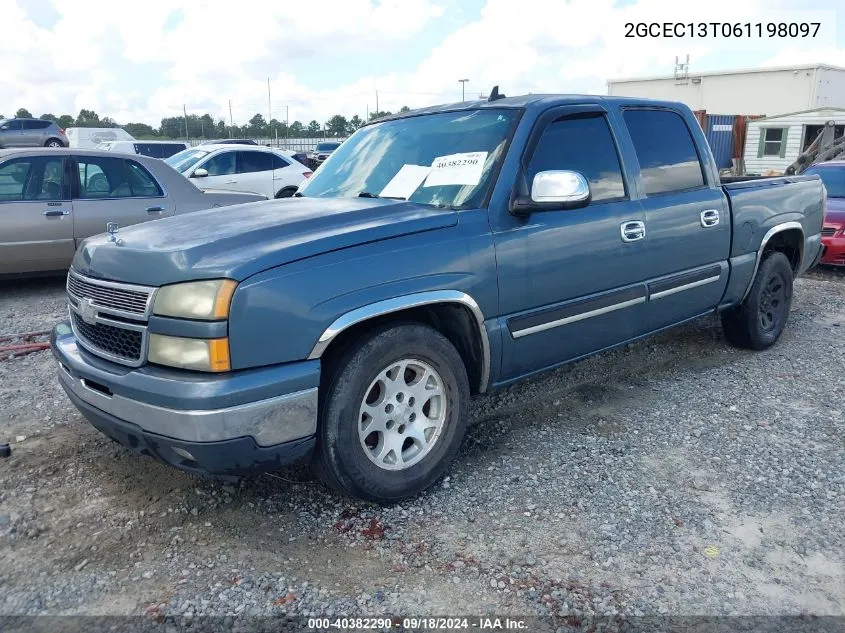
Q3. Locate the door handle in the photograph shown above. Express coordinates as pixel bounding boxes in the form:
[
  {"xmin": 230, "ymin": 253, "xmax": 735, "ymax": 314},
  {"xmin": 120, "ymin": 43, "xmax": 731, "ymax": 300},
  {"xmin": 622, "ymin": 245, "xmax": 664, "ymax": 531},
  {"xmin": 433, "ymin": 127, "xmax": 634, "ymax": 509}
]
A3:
[
  {"xmin": 700, "ymin": 209, "xmax": 720, "ymax": 227},
  {"xmin": 224, "ymin": 180, "xmax": 237, "ymax": 184},
  {"xmin": 621, "ymin": 220, "xmax": 646, "ymax": 242},
  {"xmin": 43, "ymin": 209, "xmax": 69, "ymax": 217},
  {"xmin": 146, "ymin": 206, "xmax": 164, "ymax": 213}
]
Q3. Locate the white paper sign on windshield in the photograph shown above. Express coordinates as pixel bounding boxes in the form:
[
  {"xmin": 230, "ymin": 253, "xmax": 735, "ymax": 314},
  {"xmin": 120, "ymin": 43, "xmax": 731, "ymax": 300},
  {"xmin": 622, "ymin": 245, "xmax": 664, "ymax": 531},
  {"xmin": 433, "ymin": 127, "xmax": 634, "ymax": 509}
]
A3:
[
  {"xmin": 423, "ymin": 152, "xmax": 488, "ymax": 187},
  {"xmin": 380, "ymin": 164, "xmax": 431, "ymax": 199}
]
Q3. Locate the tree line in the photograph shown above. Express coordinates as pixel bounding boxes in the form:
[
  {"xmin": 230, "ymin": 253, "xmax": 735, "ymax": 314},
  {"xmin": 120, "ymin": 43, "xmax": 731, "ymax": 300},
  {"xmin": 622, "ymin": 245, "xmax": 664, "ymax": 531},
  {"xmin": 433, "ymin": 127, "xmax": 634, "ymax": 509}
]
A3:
[{"xmin": 2, "ymin": 106, "xmax": 412, "ymax": 140}]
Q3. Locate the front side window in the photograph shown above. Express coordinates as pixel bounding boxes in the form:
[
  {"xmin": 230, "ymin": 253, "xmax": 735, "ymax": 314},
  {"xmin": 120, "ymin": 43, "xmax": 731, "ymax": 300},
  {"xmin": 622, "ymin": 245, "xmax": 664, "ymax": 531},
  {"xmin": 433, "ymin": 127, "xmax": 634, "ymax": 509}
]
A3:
[
  {"xmin": 526, "ymin": 113, "xmax": 626, "ymax": 203},
  {"xmin": 2, "ymin": 120, "xmax": 23, "ymax": 131},
  {"xmin": 623, "ymin": 109, "xmax": 706, "ymax": 195},
  {"xmin": 76, "ymin": 157, "xmax": 162, "ymax": 199},
  {"xmin": 201, "ymin": 151, "xmax": 236, "ymax": 176},
  {"xmin": 237, "ymin": 151, "xmax": 273, "ymax": 174},
  {"xmin": 300, "ymin": 109, "xmax": 519, "ymax": 209},
  {"xmin": 165, "ymin": 148, "xmax": 208, "ymax": 173},
  {"xmin": 761, "ymin": 127, "xmax": 787, "ymax": 157},
  {"xmin": 0, "ymin": 157, "xmax": 64, "ymax": 201}
]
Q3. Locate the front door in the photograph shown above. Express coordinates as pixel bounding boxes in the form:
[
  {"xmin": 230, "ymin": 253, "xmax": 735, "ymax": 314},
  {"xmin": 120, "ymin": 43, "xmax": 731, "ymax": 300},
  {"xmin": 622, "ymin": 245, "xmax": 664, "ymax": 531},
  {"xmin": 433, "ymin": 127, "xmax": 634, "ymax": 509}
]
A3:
[
  {"xmin": 0, "ymin": 155, "xmax": 74, "ymax": 274},
  {"xmin": 71, "ymin": 154, "xmax": 175, "ymax": 241},
  {"xmin": 492, "ymin": 105, "xmax": 650, "ymax": 381},
  {"xmin": 193, "ymin": 150, "xmax": 239, "ymax": 193},
  {"xmin": 0, "ymin": 119, "xmax": 26, "ymax": 147}
]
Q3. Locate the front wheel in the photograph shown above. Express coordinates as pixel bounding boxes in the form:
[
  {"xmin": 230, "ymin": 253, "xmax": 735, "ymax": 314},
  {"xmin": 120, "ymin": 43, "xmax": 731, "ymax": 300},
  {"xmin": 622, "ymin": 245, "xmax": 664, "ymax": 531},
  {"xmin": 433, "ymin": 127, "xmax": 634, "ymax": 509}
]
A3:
[
  {"xmin": 314, "ymin": 323, "xmax": 470, "ymax": 503},
  {"xmin": 721, "ymin": 251, "xmax": 794, "ymax": 350}
]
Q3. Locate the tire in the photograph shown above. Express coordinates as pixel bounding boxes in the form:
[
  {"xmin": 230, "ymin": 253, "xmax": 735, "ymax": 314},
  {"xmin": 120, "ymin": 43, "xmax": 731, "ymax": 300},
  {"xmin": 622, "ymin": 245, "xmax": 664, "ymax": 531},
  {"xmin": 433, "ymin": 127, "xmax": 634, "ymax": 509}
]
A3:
[
  {"xmin": 721, "ymin": 251, "xmax": 793, "ymax": 350},
  {"xmin": 44, "ymin": 138, "xmax": 64, "ymax": 148},
  {"xmin": 314, "ymin": 323, "xmax": 470, "ymax": 503},
  {"xmin": 275, "ymin": 187, "xmax": 297, "ymax": 199}
]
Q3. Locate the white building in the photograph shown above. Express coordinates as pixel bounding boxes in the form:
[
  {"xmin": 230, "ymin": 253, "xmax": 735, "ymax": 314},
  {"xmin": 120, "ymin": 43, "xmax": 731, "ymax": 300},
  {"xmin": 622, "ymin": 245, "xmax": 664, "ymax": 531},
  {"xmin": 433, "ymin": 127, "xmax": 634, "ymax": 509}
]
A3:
[
  {"xmin": 742, "ymin": 108, "xmax": 845, "ymax": 174},
  {"xmin": 607, "ymin": 64, "xmax": 845, "ymax": 116}
]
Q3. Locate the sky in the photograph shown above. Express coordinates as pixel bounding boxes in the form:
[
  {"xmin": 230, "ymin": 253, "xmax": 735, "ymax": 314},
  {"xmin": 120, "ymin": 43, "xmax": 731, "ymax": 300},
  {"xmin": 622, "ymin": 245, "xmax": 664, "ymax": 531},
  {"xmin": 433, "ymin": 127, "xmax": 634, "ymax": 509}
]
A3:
[{"xmin": 1, "ymin": 0, "xmax": 843, "ymax": 128}]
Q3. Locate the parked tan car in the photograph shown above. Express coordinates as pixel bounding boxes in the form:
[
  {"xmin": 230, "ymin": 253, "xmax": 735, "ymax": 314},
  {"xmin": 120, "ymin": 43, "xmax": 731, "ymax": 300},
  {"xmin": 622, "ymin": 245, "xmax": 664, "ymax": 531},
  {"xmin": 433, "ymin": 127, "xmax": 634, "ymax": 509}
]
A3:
[{"xmin": 0, "ymin": 148, "xmax": 266, "ymax": 276}]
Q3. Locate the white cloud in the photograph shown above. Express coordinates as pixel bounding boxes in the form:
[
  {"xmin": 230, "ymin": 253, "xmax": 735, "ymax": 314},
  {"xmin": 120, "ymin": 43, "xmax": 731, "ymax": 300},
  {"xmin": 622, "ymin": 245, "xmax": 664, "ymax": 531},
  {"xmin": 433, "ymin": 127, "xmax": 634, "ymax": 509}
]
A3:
[{"xmin": 1, "ymin": 0, "xmax": 842, "ymax": 127}]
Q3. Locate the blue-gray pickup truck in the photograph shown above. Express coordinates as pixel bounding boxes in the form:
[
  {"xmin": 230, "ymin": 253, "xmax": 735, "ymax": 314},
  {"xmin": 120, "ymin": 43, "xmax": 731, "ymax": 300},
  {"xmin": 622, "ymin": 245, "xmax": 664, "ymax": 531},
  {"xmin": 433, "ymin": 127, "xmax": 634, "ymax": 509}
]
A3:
[{"xmin": 51, "ymin": 94, "xmax": 825, "ymax": 502}]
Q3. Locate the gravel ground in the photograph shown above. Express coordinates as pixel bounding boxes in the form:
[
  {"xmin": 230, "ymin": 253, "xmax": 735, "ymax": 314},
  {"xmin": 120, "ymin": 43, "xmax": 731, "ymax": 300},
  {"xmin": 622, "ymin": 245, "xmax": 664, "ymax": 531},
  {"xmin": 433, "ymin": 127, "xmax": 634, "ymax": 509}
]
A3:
[{"xmin": 0, "ymin": 270, "xmax": 843, "ymax": 629}]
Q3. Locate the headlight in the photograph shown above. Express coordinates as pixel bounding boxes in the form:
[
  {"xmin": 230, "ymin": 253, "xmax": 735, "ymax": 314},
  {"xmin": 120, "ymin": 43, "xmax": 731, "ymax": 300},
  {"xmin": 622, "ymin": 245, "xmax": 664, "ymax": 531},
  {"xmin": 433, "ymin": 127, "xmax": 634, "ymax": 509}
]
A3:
[
  {"xmin": 148, "ymin": 334, "xmax": 230, "ymax": 372},
  {"xmin": 153, "ymin": 279, "xmax": 237, "ymax": 320}
]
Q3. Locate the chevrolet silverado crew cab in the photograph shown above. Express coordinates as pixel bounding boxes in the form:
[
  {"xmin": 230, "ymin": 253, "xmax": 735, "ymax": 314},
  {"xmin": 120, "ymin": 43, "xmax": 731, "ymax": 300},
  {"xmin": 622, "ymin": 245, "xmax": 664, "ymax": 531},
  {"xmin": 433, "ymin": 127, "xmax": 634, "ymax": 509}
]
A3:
[{"xmin": 51, "ymin": 94, "xmax": 825, "ymax": 503}]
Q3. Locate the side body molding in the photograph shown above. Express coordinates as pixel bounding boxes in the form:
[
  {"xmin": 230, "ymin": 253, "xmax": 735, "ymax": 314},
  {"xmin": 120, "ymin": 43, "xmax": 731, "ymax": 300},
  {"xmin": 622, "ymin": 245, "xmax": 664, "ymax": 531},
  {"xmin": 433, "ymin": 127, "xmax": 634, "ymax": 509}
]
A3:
[
  {"xmin": 740, "ymin": 221, "xmax": 805, "ymax": 302},
  {"xmin": 308, "ymin": 290, "xmax": 491, "ymax": 393}
]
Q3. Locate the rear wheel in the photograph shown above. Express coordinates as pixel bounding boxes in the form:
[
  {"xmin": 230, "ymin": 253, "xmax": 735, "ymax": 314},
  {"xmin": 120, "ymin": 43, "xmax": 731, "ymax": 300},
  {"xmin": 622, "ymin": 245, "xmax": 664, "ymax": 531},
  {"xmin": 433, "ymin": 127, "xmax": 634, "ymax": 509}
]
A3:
[
  {"xmin": 44, "ymin": 138, "xmax": 63, "ymax": 148},
  {"xmin": 275, "ymin": 187, "xmax": 297, "ymax": 198},
  {"xmin": 721, "ymin": 251, "xmax": 793, "ymax": 350},
  {"xmin": 314, "ymin": 323, "xmax": 469, "ymax": 503}
]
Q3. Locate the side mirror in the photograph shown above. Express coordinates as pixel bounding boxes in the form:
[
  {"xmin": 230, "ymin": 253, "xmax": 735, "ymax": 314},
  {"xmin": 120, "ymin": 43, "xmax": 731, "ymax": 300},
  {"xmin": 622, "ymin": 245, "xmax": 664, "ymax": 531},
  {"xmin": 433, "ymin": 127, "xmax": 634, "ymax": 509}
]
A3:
[
  {"xmin": 510, "ymin": 170, "xmax": 591, "ymax": 215},
  {"xmin": 192, "ymin": 168, "xmax": 208, "ymax": 178},
  {"xmin": 531, "ymin": 170, "xmax": 590, "ymax": 204},
  {"xmin": 0, "ymin": 125, "xmax": 8, "ymax": 131}
]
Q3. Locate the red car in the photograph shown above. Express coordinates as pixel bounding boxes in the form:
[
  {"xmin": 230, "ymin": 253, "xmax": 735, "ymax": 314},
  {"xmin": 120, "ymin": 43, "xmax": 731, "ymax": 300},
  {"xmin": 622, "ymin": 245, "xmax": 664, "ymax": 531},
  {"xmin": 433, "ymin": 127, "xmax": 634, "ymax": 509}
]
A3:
[{"xmin": 805, "ymin": 161, "xmax": 845, "ymax": 266}]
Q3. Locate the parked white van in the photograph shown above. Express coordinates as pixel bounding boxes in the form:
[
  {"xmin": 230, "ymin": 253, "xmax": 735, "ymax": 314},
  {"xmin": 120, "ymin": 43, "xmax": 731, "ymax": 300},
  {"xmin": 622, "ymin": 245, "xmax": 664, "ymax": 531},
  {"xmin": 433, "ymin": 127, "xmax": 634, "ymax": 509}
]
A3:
[
  {"xmin": 65, "ymin": 127, "xmax": 135, "ymax": 149},
  {"xmin": 96, "ymin": 140, "xmax": 188, "ymax": 159}
]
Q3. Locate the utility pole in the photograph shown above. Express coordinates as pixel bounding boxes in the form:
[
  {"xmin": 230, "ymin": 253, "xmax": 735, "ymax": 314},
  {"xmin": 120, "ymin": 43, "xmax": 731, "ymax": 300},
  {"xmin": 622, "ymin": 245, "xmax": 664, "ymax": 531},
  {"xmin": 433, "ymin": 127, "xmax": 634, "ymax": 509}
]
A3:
[
  {"xmin": 267, "ymin": 78, "xmax": 272, "ymax": 141},
  {"xmin": 286, "ymin": 105, "xmax": 289, "ymax": 141},
  {"xmin": 183, "ymin": 104, "xmax": 189, "ymax": 139},
  {"xmin": 458, "ymin": 79, "xmax": 469, "ymax": 102},
  {"xmin": 375, "ymin": 90, "xmax": 379, "ymax": 117},
  {"xmin": 228, "ymin": 100, "xmax": 234, "ymax": 137}
]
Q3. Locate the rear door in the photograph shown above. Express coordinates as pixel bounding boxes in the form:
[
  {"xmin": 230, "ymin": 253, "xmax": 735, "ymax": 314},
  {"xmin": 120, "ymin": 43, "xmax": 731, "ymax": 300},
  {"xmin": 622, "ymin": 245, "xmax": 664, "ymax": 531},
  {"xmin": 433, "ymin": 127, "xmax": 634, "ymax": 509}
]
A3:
[
  {"xmin": 236, "ymin": 150, "xmax": 275, "ymax": 198},
  {"xmin": 270, "ymin": 153, "xmax": 305, "ymax": 195},
  {"xmin": 619, "ymin": 108, "xmax": 730, "ymax": 331},
  {"xmin": 70, "ymin": 155, "xmax": 175, "ymax": 240},
  {"xmin": 0, "ymin": 155, "xmax": 74, "ymax": 274},
  {"xmin": 22, "ymin": 120, "xmax": 48, "ymax": 146}
]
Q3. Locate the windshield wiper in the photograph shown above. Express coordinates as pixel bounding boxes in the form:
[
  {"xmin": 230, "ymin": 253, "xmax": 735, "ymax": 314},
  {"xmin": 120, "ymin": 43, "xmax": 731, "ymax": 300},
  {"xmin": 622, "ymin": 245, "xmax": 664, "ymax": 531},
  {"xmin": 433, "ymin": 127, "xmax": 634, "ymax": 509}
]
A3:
[{"xmin": 357, "ymin": 191, "xmax": 406, "ymax": 200}]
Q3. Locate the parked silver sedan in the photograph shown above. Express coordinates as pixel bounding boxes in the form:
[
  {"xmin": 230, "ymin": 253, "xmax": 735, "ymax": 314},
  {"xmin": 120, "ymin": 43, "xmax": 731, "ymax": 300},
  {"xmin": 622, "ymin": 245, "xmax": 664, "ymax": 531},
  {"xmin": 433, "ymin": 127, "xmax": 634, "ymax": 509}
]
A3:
[{"xmin": 0, "ymin": 148, "xmax": 266, "ymax": 276}]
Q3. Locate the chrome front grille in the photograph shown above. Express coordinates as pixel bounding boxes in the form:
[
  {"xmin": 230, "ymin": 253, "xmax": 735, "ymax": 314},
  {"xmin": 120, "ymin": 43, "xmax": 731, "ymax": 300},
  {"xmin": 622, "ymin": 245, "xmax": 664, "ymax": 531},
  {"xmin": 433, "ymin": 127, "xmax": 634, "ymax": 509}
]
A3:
[
  {"xmin": 821, "ymin": 227, "xmax": 837, "ymax": 237},
  {"xmin": 66, "ymin": 269, "xmax": 154, "ymax": 367},
  {"xmin": 67, "ymin": 270, "xmax": 153, "ymax": 317},
  {"xmin": 71, "ymin": 312, "xmax": 143, "ymax": 362}
]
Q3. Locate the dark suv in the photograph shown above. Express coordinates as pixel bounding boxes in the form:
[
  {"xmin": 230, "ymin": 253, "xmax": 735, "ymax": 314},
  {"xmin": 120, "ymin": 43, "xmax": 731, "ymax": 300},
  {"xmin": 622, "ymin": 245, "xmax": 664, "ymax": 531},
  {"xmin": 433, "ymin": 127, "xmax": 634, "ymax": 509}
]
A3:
[{"xmin": 0, "ymin": 118, "xmax": 69, "ymax": 148}]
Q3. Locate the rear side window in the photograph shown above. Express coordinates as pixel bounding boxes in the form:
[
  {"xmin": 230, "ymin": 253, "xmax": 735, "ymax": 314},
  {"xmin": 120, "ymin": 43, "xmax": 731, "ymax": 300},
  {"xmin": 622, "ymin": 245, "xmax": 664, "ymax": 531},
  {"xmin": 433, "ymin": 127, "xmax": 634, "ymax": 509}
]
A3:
[
  {"xmin": 526, "ymin": 113, "xmax": 626, "ymax": 203},
  {"xmin": 0, "ymin": 157, "xmax": 64, "ymax": 201},
  {"xmin": 76, "ymin": 156, "xmax": 163, "ymax": 199},
  {"xmin": 270, "ymin": 154, "xmax": 290, "ymax": 169},
  {"xmin": 623, "ymin": 109, "xmax": 705, "ymax": 195},
  {"xmin": 23, "ymin": 120, "xmax": 50, "ymax": 130},
  {"xmin": 238, "ymin": 151, "xmax": 273, "ymax": 174},
  {"xmin": 159, "ymin": 144, "xmax": 186, "ymax": 159}
]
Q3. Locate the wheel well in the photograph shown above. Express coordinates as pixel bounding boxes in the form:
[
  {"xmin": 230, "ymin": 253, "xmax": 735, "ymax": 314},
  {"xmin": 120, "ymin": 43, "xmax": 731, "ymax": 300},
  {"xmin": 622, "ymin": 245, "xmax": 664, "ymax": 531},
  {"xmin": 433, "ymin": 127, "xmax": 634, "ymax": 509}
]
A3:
[
  {"xmin": 45, "ymin": 137, "xmax": 63, "ymax": 146},
  {"xmin": 763, "ymin": 228, "xmax": 802, "ymax": 273},
  {"xmin": 318, "ymin": 303, "xmax": 486, "ymax": 394},
  {"xmin": 275, "ymin": 186, "xmax": 298, "ymax": 198}
]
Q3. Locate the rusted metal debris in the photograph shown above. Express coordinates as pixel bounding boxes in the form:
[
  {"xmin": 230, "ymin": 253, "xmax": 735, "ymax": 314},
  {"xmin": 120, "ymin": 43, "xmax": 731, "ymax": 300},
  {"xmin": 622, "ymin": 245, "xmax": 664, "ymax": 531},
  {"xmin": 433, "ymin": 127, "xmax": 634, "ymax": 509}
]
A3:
[{"xmin": 0, "ymin": 329, "xmax": 51, "ymax": 360}]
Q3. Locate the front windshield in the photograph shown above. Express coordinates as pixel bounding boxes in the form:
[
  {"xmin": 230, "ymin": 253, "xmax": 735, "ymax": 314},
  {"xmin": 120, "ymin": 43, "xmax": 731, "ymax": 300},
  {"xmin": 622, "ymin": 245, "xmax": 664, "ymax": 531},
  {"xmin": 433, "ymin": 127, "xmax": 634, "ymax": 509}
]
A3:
[
  {"xmin": 316, "ymin": 142, "xmax": 340, "ymax": 152},
  {"xmin": 165, "ymin": 148, "xmax": 209, "ymax": 173},
  {"xmin": 806, "ymin": 165, "xmax": 845, "ymax": 198},
  {"xmin": 299, "ymin": 109, "xmax": 518, "ymax": 209}
]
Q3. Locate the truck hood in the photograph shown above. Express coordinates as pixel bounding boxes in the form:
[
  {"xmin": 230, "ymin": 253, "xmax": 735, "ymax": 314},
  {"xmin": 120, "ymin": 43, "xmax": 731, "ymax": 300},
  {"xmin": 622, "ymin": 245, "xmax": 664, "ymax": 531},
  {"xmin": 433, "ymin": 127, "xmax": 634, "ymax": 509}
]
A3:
[
  {"xmin": 71, "ymin": 197, "xmax": 457, "ymax": 286},
  {"xmin": 823, "ymin": 197, "xmax": 845, "ymax": 225}
]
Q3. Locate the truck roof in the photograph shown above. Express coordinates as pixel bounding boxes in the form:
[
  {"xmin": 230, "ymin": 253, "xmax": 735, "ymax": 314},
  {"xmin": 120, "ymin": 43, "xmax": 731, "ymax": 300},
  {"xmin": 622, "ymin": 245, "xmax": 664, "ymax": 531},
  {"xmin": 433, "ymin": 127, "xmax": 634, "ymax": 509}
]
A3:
[{"xmin": 368, "ymin": 94, "xmax": 683, "ymax": 125}]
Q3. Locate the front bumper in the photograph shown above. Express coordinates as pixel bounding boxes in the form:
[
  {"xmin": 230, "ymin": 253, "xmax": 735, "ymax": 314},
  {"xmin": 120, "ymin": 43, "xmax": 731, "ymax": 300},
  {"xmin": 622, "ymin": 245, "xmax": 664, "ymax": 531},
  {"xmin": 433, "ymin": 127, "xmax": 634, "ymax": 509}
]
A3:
[
  {"xmin": 820, "ymin": 233, "xmax": 845, "ymax": 266},
  {"xmin": 52, "ymin": 323, "xmax": 319, "ymax": 475}
]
